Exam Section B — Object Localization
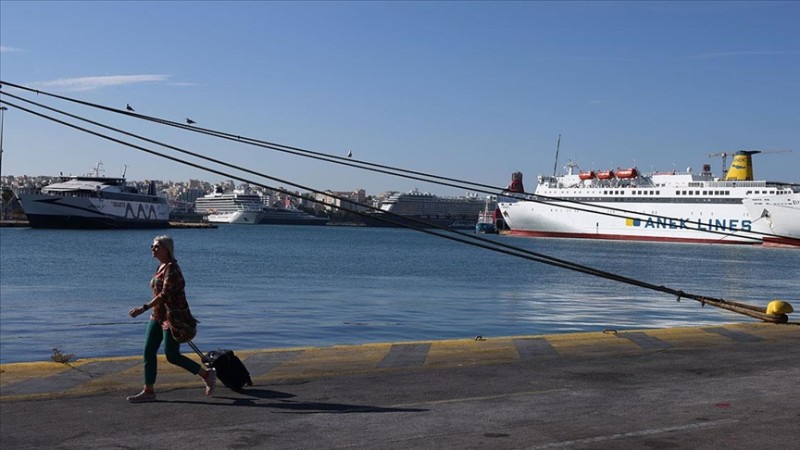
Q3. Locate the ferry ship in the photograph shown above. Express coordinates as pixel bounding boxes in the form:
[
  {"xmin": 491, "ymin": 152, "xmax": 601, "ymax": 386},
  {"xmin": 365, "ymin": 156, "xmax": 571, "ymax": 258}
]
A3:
[
  {"xmin": 361, "ymin": 189, "xmax": 490, "ymax": 229},
  {"xmin": 17, "ymin": 164, "xmax": 170, "ymax": 229},
  {"xmin": 195, "ymin": 186, "xmax": 264, "ymax": 224},
  {"xmin": 497, "ymin": 151, "xmax": 800, "ymax": 247}
]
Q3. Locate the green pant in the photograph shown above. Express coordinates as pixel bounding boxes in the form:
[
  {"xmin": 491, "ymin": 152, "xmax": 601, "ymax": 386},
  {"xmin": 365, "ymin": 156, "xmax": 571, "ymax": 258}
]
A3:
[{"xmin": 143, "ymin": 319, "xmax": 201, "ymax": 385}]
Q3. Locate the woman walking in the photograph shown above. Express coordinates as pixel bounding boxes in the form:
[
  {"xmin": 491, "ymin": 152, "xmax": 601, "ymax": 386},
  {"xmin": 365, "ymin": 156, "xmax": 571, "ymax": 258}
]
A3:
[{"xmin": 127, "ymin": 235, "xmax": 215, "ymax": 403}]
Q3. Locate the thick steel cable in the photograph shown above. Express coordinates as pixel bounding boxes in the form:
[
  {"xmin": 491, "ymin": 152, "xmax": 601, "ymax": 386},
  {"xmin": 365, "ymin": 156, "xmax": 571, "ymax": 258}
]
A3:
[
  {"xmin": 0, "ymin": 81, "xmax": 789, "ymax": 243},
  {"xmin": 2, "ymin": 95, "xmax": 784, "ymax": 322}
]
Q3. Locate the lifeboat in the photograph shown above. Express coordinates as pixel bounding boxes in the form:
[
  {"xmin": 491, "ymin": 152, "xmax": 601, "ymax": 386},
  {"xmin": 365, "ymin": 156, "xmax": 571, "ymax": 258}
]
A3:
[
  {"xmin": 596, "ymin": 170, "xmax": 615, "ymax": 180},
  {"xmin": 578, "ymin": 171, "xmax": 596, "ymax": 180},
  {"xmin": 616, "ymin": 168, "xmax": 638, "ymax": 179}
]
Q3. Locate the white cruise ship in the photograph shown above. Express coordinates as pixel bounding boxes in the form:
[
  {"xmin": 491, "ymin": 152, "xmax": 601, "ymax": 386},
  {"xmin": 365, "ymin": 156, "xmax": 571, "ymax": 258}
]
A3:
[
  {"xmin": 17, "ymin": 164, "xmax": 170, "ymax": 229},
  {"xmin": 195, "ymin": 186, "xmax": 264, "ymax": 224},
  {"xmin": 498, "ymin": 151, "xmax": 800, "ymax": 247}
]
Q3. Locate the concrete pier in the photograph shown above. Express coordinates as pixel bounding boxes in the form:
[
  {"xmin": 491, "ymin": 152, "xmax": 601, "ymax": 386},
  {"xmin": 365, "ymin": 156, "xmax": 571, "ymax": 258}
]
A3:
[{"xmin": 1, "ymin": 322, "xmax": 798, "ymax": 448}]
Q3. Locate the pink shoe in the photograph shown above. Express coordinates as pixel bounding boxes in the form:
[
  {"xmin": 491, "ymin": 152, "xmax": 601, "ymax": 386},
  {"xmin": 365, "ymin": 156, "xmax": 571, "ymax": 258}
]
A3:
[
  {"xmin": 127, "ymin": 390, "xmax": 156, "ymax": 403},
  {"xmin": 203, "ymin": 369, "xmax": 216, "ymax": 396}
]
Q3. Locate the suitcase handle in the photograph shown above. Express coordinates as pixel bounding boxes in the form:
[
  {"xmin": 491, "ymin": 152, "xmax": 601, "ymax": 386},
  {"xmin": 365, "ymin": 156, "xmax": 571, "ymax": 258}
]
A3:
[{"xmin": 187, "ymin": 340, "xmax": 209, "ymax": 364}]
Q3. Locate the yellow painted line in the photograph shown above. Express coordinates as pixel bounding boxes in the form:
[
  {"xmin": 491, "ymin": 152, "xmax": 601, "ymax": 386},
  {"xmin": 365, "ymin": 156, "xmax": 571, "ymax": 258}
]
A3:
[
  {"xmin": 263, "ymin": 343, "xmax": 392, "ymax": 380},
  {"xmin": 643, "ymin": 326, "xmax": 742, "ymax": 347},
  {"xmin": 722, "ymin": 322, "xmax": 800, "ymax": 341},
  {"xmin": 425, "ymin": 338, "xmax": 519, "ymax": 367},
  {"xmin": 2, "ymin": 323, "xmax": 797, "ymax": 401},
  {"xmin": 0, "ymin": 361, "xmax": 73, "ymax": 385},
  {"xmin": 545, "ymin": 331, "xmax": 641, "ymax": 357}
]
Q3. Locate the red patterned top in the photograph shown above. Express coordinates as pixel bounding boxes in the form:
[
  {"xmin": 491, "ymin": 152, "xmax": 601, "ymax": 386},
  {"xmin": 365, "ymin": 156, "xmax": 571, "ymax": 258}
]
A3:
[{"xmin": 149, "ymin": 260, "xmax": 189, "ymax": 330}]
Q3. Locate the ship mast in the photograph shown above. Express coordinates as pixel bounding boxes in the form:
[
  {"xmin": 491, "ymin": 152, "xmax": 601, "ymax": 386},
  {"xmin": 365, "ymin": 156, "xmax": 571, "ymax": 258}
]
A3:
[{"xmin": 552, "ymin": 134, "xmax": 561, "ymax": 177}]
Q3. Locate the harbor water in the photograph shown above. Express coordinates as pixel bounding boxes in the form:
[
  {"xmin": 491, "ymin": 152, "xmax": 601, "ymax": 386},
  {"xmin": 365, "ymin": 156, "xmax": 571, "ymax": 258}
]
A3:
[{"xmin": 1, "ymin": 225, "xmax": 798, "ymax": 364}]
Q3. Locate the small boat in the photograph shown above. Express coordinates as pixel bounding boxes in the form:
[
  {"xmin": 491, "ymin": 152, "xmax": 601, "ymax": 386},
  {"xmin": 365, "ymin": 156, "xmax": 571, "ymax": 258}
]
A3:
[
  {"xmin": 475, "ymin": 196, "xmax": 498, "ymax": 234},
  {"xmin": 616, "ymin": 168, "xmax": 638, "ymax": 179}
]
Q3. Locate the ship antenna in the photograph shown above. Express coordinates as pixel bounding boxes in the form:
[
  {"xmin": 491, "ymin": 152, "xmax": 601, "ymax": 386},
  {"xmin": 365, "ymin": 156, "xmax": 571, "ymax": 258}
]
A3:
[
  {"xmin": 92, "ymin": 161, "xmax": 104, "ymax": 177},
  {"xmin": 552, "ymin": 133, "xmax": 561, "ymax": 177},
  {"xmin": 121, "ymin": 164, "xmax": 128, "ymax": 179}
]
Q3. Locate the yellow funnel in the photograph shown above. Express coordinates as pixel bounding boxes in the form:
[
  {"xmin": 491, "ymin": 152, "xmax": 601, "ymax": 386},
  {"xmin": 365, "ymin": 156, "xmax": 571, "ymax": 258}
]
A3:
[{"xmin": 724, "ymin": 151, "xmax": 759, "ymax": 181}]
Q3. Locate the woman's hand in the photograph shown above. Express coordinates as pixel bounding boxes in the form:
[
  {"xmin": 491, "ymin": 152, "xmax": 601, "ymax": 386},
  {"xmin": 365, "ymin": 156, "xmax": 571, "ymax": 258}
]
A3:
[{"xmin": 129, "ymin": 305, "xmax": 147, "ymax": 318}]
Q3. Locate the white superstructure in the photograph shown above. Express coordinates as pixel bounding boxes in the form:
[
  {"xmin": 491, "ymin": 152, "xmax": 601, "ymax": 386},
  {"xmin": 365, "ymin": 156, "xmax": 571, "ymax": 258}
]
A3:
[
  {"xmin": 195, "ymin": 186, "xmax": 264, "ymax": 224},
  {"xmin": 362, "ymin": 189, "xmax": 489, "ymax": 228},
  {"xmin": 498, "ymin": 152, "xmax": 800, "ymax": 247}
]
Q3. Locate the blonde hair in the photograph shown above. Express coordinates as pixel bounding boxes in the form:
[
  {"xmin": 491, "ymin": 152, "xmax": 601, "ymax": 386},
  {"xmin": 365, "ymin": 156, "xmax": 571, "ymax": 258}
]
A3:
[{"xmin": 153, "ymin": 235, "xmax": 175, "ymax": 259}]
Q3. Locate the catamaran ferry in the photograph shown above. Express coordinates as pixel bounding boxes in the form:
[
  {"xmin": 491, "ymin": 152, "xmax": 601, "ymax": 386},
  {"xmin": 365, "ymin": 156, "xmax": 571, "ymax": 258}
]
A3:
[
  {"xmin": 17, "ymin": 164, "xmax": 170, "ymax": 229},
  {"xmin": 497, "ymin": 151, "xmax": 800, "ymax": 247}
]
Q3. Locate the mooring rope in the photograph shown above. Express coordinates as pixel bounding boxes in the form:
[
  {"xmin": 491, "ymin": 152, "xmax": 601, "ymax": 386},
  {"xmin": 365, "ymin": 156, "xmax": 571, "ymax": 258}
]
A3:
[
  {"xmin": 1, "ymin": 80, "xmax": 792, "ymax": 244},
  {"xmin": 0, "ymin": 87, "xmax": 792, "ymax": 323}
]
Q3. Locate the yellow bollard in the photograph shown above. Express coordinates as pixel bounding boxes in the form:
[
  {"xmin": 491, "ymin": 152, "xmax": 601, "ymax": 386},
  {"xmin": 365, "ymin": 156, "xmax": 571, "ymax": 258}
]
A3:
[{"xmin": 766, "ymin": 300, "xmax": 794, "ymax": 316}]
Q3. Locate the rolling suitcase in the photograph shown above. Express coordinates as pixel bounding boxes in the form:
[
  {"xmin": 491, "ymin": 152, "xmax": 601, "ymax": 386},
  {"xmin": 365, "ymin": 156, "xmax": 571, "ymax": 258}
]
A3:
[{"xmin": 188, "ymin": 341, "xmax": 253, "ymax": 391}]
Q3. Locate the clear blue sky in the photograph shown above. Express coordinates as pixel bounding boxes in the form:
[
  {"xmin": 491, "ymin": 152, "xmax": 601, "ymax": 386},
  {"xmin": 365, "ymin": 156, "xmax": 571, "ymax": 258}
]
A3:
[{"xmin": 1, "ymin": 1, "xmax": 798, "ymax": 195}]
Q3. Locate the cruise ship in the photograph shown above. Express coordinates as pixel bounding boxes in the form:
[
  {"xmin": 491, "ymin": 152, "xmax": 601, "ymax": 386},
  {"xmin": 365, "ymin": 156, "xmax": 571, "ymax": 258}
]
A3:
[
  {"xmin": 17, "ymin": 166, "xmax": 170, "ymax": 229},
  {"xmin": 497, "ymin": 151, "xmax": 800, "ymax": 247},
  {"xmin": 361, "ymin": 189, "xmax": 491, "ymax": 229},
  {"xmin": 195, "ymin": 186, "xmax": 264, "ymax": 224}
]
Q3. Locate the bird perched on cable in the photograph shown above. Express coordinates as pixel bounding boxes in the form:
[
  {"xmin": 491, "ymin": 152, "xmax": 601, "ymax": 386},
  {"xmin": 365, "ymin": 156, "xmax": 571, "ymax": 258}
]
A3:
[
  {"xmin": 347, "ymin": 149, "xmax": 352, "ymax": 158},
  {"xmin": 186, "ymin": 118, "xmax": 196, "ymax": 125},
  {"xmin": 126, "ymin": 104, "xmax": 135, "ymax": 112}
]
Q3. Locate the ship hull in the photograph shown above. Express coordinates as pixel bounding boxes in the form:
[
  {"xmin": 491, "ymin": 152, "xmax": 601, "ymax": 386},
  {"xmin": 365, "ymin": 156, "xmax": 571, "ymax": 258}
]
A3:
[
  {"xmin": 18, "ymin": 194, "xmax": 170, "ymax": 229},
  {"xmin": 207, "ymin": 211, "xmax": 263, "ymax": 224},
  {"xmin": 742, "ymin": 197, "xmax": 800, "ymax": 247},
  {"xmin": 500, "ymin": 199, "xmax": 766, "ymax": 245}
]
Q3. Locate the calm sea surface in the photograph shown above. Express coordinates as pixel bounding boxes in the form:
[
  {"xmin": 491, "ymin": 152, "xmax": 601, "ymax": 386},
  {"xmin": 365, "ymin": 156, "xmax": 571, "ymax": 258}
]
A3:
[{"xmin": 1, "ymin": 225, "xmax": 798, "ymax": 364}]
